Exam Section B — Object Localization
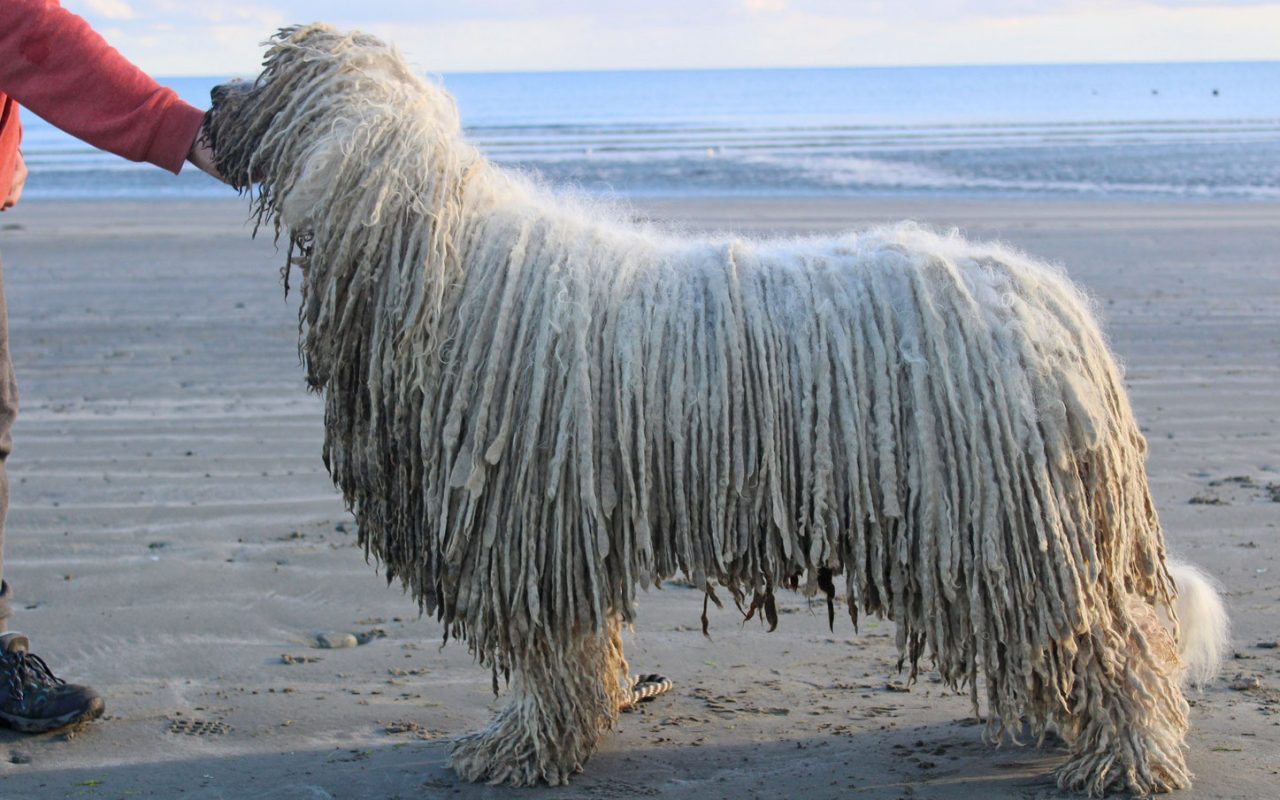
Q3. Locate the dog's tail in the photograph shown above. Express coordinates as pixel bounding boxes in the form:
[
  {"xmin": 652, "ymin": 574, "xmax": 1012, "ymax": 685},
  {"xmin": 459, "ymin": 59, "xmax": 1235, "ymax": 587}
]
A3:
[{"xmin": 1167, "ymin": 560, "xmax": 1231, "ymax": 688}]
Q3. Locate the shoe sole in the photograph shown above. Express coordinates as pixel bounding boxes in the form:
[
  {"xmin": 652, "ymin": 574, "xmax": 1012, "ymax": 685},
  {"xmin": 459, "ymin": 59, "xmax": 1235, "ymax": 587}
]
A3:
[{"xmin": 0, "ymin": 696, "xmax": 105, "ymax": 734}]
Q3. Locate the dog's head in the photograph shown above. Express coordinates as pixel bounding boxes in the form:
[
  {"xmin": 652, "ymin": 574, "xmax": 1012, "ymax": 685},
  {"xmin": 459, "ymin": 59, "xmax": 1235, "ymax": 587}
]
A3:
[{"xmin": 203, "ymin": 24, "xmax": 463, "ymax": 233}]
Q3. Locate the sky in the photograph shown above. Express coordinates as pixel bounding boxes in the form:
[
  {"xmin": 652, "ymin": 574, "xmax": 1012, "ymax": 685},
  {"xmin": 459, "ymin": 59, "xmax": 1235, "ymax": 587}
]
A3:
[{"xmin": 68, "ymin": 0, "xmax": 1280, "ymax": 75}]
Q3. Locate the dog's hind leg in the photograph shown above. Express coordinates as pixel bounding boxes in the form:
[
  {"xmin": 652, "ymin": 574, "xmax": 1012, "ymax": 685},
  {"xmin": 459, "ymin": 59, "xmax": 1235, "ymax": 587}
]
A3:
[
  {"xmin": 449, "ymin": 613, "xmax": 630, "ymax": 786},
  {"xmin": 1053, "ymin": 606, "xmax": 1192, "ymax": 796}
]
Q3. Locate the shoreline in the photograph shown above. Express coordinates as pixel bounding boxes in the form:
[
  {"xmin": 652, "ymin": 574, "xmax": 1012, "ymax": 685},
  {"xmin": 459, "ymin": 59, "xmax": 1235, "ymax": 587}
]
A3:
[
  {"xmin": 18, "ymin": 193, "xmax": 1280, "ymax": 206},
  {"xmin": 8, "ymin": 194, "xmax": 1280, "ymax": 241}
]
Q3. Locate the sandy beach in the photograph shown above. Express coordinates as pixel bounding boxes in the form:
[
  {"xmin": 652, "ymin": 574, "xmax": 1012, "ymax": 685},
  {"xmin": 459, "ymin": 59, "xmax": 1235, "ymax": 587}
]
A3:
[{"xmin": 0, "ymin": 197, "xmax": 1276, "ymax": 799}]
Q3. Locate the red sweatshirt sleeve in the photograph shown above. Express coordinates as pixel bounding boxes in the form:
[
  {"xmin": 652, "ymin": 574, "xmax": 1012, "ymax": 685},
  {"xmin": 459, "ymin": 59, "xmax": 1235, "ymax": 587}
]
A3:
[
  {"xmin": 0, "ymin": 0, "xmax": 205, "ymax": 175},
  {"xmin": 0, "ymin": 99, "xmax": 20, "ymax": 194}
]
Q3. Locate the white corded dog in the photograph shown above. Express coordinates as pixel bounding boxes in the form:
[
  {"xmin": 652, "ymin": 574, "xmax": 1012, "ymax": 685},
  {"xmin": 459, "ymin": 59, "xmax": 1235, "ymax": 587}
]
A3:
[{"xmin": 205, "ymin": 25, "xmax": 1228, "ymax": 795}]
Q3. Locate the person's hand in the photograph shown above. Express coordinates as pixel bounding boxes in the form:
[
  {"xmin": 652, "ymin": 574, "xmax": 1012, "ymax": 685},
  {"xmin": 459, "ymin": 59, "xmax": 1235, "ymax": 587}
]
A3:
[
  {"xmin": 188, "ymin": 135, "xmax": 224, "ymax": 182},
  {"xmin": 2, "ymin": 151, "xmax": 26, "ymax": 211}
]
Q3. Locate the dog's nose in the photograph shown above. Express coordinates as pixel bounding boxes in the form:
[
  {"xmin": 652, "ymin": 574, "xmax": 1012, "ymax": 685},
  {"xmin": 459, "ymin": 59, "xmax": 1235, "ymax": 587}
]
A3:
[{"xmin": 211, "ymin": 80, "xmax": 250, "ymax": 106}]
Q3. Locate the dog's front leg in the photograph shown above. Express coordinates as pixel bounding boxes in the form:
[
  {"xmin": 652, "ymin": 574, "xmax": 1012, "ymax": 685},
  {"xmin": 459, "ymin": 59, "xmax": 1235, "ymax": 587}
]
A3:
[{"xmin": 449, "ymin": 614, "xmax": 630, "ymax": 786}]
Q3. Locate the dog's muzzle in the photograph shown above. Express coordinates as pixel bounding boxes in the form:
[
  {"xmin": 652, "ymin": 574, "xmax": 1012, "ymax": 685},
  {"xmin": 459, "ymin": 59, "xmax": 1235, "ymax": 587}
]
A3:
[
  {"xmin": 206, "ymin": 80, "xmax": 259, "ymax": 189},
  {"xmin": 210, "ymin": 79, "xmax": 252, "ymax": 108}
]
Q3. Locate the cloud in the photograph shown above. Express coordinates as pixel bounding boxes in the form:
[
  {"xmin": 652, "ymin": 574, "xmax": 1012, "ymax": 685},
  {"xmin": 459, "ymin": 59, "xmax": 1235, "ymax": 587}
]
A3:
[
  {"xmin": 78, "ymin": 0, "xmax": 137, "ymax": 20},
  {"xmin": 56, "ymin": 0, "xmax": 1280, "ymax": 75},
  {"xmin": 743, "ymin": 0, "xmax": 789, "ymax": 12}
]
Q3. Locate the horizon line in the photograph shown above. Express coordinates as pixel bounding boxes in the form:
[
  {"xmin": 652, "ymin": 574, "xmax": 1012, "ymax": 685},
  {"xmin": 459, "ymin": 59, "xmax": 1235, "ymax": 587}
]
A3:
[{"xmin": 157, "ymin": 56, "xmax": 1280, "ymax": 80}]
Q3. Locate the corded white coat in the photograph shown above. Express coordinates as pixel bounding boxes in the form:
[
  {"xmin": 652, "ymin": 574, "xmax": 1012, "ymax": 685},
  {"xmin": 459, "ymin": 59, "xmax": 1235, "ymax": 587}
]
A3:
[{"xmin": 206, "ymin": 25, "xmax": 1223, "ymax": 794}]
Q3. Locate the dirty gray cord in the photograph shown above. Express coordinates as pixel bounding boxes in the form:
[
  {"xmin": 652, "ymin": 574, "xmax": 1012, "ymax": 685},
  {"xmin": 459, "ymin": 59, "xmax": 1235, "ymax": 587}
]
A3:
[{"xmin": 620, "ymin": 674, "xmax": 672, "ymax": 711}]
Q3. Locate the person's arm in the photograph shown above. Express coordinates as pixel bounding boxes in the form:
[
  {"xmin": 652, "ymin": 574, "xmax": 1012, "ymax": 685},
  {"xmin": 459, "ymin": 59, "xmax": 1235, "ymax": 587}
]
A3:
[
  {"xmin": 3, "ymin": 151, "xmax": 26, "ymax": 211},
  {"xmin": 0, "ymin": 97, "xmax": 22, "ymax": 209},
  {"xmin": 0, "ymin": 0, "xmax": 207, "ymax": 175}
]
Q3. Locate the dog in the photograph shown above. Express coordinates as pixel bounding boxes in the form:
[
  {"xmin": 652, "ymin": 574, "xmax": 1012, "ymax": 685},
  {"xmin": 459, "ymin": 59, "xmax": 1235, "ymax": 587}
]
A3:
[{"xmin": 204, "ymin": 24, "xmax": 1228, "ymax": 794}]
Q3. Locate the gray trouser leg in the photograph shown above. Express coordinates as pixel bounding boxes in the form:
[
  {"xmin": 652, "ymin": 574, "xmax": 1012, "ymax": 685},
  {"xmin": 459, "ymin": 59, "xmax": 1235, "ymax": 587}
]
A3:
[{"xmin": 0, "ymin": 255, "xmax": 18, "ymax": 632}]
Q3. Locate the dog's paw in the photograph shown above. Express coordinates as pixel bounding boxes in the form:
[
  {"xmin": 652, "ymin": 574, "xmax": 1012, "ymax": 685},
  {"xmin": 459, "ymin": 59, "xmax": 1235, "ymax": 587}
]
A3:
[
  {"xmin": 1055, "ymin": 746, "xmax": 1189, "ymax": 797},
  {"xmin": 449, "ymin": 723, "xmax": 581, "ymax": 787}
]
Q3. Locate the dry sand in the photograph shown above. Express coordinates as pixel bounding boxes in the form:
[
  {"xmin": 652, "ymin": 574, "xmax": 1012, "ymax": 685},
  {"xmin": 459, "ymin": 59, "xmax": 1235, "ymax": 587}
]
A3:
[{"xmin": 0, "ymin": 198, "xmax": 1275, "ymax": 799}]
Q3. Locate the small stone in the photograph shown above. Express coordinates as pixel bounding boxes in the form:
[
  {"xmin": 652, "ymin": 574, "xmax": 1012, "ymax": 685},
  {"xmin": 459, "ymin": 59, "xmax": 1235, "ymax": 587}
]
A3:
[
  {"xmin": 316, "ymin": 632, "xmax": 358, "ymax": 649},
  {"xmin": 1229, "ymin": 674, "xmax": 1261, "ymax": 691},
  {"xmin": 1256, "ymin": 641, "xmax": 1278, "ymax": 649},
  {"xmin": 281, "ymin": 653, "xmax": 322, "ymax": 665}
]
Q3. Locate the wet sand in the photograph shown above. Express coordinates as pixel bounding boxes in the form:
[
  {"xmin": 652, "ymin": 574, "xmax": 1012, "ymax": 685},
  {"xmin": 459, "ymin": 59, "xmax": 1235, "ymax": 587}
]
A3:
[{"xmin": 0, "ymin": 198, "xmax": 1276, "ymax": 799}]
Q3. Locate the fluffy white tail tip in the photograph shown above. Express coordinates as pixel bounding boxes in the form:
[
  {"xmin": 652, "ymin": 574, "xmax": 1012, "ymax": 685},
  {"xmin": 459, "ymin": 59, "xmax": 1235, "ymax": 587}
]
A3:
[{"xmin": 1168, "ymin": 560, "xmax": 1231, "ymax": 688}]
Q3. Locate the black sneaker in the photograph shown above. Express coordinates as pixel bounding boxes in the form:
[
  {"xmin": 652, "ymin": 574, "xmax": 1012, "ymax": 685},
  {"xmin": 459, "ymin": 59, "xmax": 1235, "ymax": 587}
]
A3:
[{"xmin": 0, "ymin": 633, "xmax": 105, "ymax": 733}]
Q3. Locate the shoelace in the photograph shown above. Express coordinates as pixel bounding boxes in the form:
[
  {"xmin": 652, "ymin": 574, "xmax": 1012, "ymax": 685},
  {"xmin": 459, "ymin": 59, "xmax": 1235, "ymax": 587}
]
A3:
[{"xmin": 3, "ymin": 650, "xmax": 65, "ymax": 703}]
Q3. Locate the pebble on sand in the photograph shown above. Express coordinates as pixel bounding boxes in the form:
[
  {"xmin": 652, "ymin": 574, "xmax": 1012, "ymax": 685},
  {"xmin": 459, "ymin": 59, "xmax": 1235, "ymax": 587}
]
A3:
[
  {"xmin": 1228, "ymin": 674, "xmax": 1262, "ymax": 691},
  {"xmin": 316, "ymin": 632, "xmax": 359, "ymax": 649}
]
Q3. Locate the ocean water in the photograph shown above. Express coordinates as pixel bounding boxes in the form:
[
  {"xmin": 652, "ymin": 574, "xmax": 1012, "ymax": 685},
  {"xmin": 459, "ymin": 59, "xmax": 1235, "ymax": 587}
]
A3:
[{"xmin": 18, "ymin": 61, "xmax": 1280, "ymax": 201}]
